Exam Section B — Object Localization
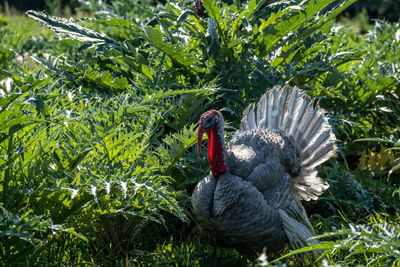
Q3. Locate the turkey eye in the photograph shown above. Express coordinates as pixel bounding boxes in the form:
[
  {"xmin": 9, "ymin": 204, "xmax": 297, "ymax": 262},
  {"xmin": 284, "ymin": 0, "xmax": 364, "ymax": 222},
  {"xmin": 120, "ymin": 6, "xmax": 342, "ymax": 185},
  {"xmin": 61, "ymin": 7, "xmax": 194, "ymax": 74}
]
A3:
[{"xmin": 204, "ymin": 117, "xmax": 214, "ymax": 129}]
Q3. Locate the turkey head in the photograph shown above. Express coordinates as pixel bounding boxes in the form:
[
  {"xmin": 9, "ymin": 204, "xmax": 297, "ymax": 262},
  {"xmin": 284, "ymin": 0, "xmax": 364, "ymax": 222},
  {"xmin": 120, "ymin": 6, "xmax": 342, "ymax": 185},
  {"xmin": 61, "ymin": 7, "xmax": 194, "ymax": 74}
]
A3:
[{"xmin": 197, "ymin": 110, "xmax": 227, "ymax": 177}]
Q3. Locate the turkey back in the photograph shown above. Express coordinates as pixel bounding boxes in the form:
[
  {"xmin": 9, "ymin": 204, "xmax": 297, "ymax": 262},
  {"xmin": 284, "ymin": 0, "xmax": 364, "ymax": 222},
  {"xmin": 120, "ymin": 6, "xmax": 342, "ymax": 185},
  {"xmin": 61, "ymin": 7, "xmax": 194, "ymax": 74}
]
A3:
[{"xmin": 239, "ymin": 85, "xmax": 337, "ymax": 201}]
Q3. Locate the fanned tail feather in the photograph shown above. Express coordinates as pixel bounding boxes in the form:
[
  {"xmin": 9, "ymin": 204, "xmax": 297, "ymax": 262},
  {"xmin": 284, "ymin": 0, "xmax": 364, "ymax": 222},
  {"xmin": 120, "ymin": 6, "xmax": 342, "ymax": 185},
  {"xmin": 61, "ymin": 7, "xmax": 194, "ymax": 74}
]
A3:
[{"xmin": 240, "ymin": 85, "xmax": 337, "ymax": 201}]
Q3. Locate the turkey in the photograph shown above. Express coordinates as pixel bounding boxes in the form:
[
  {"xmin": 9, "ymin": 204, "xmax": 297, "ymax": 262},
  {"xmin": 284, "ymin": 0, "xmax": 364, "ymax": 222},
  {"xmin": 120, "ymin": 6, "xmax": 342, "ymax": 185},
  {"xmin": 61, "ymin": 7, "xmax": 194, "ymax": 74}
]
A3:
[{"xmin": 192, "ymin": 85, "xmax": 337, "ymax": 253}]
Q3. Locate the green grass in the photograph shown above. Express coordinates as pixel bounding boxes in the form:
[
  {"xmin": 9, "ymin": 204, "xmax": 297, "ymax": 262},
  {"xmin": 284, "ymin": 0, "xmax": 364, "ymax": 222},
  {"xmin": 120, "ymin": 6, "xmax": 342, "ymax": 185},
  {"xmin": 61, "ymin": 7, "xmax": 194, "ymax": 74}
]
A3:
[
  {"xmin": 1, "ymin": 11, "xmax": 51, "ymax": 34},
  {"xmin": 0, "ymin": 0, "xmax": 399, "ymax": 266},
  {"xmin": 0, "ymin": 11, "xmax": 56, "ymax": 76}
]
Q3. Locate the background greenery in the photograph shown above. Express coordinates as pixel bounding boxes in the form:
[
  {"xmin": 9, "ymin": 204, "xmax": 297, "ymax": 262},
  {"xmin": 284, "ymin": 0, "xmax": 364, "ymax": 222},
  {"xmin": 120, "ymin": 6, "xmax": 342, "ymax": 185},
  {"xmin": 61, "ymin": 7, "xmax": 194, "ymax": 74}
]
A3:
[{"xmin": 0, "ymin": 0, "xmax": 399, "ymax": 266}]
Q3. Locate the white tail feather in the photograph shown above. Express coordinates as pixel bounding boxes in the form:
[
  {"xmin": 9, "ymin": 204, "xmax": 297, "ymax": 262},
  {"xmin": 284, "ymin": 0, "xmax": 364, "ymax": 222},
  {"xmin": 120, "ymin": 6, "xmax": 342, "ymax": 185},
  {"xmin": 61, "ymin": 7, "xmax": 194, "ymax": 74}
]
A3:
[
  {"xmin": 240, "ymin": 85, "xmax": 337, "ymax": 201},
  {"xmin": 241, "ymin": 103, "xmax": 256, "ymax": 132}
]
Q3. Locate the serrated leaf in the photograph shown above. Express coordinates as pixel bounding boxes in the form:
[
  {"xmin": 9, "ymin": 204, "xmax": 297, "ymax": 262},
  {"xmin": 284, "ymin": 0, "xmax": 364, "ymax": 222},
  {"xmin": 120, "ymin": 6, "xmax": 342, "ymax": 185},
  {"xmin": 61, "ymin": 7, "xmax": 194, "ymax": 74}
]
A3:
[
  {"xmin": 207, "ymin": 18, "xmax": 220, "ymax": 55},
  {"xmin": 144, "ymin": 26, "xmax": 204, "ymax": 73},
  {"xmin": 26, "ymin": 10, "xmax": 118, "ymax": 47}
]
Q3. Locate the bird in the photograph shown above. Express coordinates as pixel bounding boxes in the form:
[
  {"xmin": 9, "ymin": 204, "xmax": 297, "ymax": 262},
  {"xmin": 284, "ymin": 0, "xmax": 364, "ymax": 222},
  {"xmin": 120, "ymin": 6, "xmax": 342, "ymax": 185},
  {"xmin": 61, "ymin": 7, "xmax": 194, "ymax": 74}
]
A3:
[{"xmin": 191, "ymin": 85, "xmax": 337, "ymax": 254}]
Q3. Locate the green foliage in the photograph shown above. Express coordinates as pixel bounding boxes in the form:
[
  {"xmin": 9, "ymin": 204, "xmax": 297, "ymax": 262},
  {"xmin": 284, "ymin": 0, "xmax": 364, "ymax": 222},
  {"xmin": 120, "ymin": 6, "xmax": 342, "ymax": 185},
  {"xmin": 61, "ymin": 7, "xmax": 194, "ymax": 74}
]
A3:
[
  {"xmin": 0, "ymin": 43, "xmax": 194, "ymax": 264},
  {"xmin": 0, "ymin": 25, "xmax": 25, "ymax": 79},
  {"xmin": 27, "ymin": 0, "xmax": 360, "ymax": 115},
  {"xmin": 0, "ymin": 14, "xmax": 7, "ymax": 26},
  {"xmin": 274, "ymin": 215, "xmax": 400, "ymax": 266},
  {"xmin": 0, "ymin": 0, "xmax": 399, "ymax": 265},
  {"xmin": 0, "ymin": 205, "xmax": 86, "ymax": 265},
  {"xmin": 134, "ymin": 236, "xmax": 243, "ymax": 266},
  {"xmin": 311, "ymin": 21, "xmax": 400, "ymax": 152},
  {"xmin": 356, "ymin": 136, "xmax": 400, "ymax": 178},
  {"xmin": 309, "ymin": 161, "xmax": 400, "ymax": 225}
]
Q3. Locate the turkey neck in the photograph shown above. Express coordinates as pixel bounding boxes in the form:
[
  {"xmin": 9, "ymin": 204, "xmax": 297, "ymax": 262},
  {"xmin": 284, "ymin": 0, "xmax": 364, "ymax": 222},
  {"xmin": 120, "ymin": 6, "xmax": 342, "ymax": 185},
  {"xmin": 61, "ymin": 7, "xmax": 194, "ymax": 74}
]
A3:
[{"xmin": 206, "ymin": 125, "xmax": 227, "ymax": 178}]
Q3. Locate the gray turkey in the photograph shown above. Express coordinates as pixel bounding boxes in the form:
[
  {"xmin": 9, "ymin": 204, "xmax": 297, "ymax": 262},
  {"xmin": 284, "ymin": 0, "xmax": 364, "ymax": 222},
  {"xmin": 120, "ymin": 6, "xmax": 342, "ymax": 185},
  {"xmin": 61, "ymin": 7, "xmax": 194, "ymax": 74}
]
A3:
[{"xmin": 192, "ymin": 85, "xmax": 337, "ymax": 254}]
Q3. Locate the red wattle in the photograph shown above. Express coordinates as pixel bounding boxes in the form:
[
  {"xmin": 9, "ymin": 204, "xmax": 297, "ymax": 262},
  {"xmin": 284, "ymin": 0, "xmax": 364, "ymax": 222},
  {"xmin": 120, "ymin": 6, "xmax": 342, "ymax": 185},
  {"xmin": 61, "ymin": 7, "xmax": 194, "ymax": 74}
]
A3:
[{"xmin": 206, "ymin": 127, "xmax": 226, "ymax": 178}]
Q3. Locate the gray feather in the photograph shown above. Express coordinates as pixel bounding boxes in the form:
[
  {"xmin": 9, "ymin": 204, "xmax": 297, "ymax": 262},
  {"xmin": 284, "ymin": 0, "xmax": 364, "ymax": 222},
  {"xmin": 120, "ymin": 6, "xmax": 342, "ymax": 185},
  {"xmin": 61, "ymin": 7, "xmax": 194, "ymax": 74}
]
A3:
[
  {"xmin": 278, "ymin": 208, "xmax": 318, "ymax": 251},
  {"xmin": 256, "ymin": 93, "xmax": 268, "ymax": 129},
  {"xmin": 240, "ymin": 103, "xmax": 256, "ymax": 132},
  {"xmin": 238, "ymin": 85, "xmax": 337, "ymax": 201}
]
